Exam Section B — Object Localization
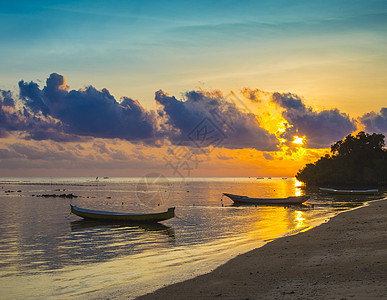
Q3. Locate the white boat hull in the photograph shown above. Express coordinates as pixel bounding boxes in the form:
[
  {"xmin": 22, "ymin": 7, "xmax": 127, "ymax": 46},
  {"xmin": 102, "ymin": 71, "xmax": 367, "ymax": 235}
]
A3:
[{"xmin": 319, "ymin": 188, "xmax": 378, "ymax": 195}]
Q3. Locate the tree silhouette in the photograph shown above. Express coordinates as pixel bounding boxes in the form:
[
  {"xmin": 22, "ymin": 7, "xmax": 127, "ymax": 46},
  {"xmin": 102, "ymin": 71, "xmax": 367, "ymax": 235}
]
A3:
[{"xmin": 296, "ymin": 132, "xmax": 387, "ymax": 187}]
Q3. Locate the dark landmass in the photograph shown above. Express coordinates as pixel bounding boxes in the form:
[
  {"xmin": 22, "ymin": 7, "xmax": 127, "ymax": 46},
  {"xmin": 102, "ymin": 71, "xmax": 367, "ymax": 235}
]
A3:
[
  {"xmin": 34, "ymin": 193, "xmax": 78, "ymax": 198},
  {"xmin": 296, "ymin": 132, "xmax": 387, "ymax": 187}
]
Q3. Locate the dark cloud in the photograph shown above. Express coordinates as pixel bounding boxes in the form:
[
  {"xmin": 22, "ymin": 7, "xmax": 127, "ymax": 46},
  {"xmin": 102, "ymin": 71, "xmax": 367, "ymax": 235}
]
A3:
[
  {"xmin": 0, "ymin": 90, "xmax": 15, "ymax": 107},
  {"xmin": 3, "ymin": 73, "xmax": 158, "ymax": 144},
  {"xmin": 17, "ymin": 73, "xmax": 158, "ymax": 143},
  {"xmin": 0, "ymin": 73, "xmax": 366, "ymax": 153},
  {"xmin": 8, "ymin": 143, "xmax": 77, "ymax": 161},
  {"xmin": 156, "ymin": 89, "xmax": 279, "ymax": 151},
  {"xmin": 271, "ymin": 92, "xmax": 357, "ymax": 148},
  {"xmin": 0, "ymin": 88, "xmax": 81, "ymax": 142},
  {"xmin": 24, "ymin": 129, "xmax": 84, "ymax": 142},
  {"xmin": 75, "ymin": 144, "xmax": 85, "ymax": 151},
  {"xmin": 0, "ymin": 148, "xmax": 20, "ymax": 159},
  {"xmin": 93, "ymin": 141, "xmax": 110, "ymax": 154},
  {"xmin": 359, "ymin": 108, "xmax": 387, "ymax": 135},
  {"xmin": 262, "ymin": 152, "xmax": 275, "ymax": 160},
  {"xmin": 0, "ymin": 128, "xmax": 8, "ymax": 138},
  {"xmin": 241, "ymin": 88, "xmax": 264, "ymax": 103},
  {"xmin": 110, "ymin": 149, "xmax": 130, "ymax": 160},
  {"xmin": 19, "ymin": 80, "xmax": 49, "ymax": 116},
  {"xmin": 217, "ymin": 153, "xmax": 235, "ymax": 160}
]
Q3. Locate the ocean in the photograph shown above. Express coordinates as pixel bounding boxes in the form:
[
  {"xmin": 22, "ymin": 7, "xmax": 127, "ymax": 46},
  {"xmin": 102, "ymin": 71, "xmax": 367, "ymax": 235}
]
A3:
[{"xmin": 0, "ymin": 177, "xmax": 376, "ymax": 299}]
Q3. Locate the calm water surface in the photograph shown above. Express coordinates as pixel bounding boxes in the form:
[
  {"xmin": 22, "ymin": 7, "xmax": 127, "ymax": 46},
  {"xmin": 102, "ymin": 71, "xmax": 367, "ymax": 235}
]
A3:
[{"xmin": 0, "ymin": 177, "xmax": 380, "ymax": 299}]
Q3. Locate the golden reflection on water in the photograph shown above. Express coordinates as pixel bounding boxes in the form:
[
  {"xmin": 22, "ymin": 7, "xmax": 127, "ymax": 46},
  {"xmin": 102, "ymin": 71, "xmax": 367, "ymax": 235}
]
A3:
[
  {"xmin": 1, "ymin": 177, "xmax": 352, "ymax": 300},
  {"xmin": 294, "ymin": 179, "xmax": 302, "ymax": 196},
  {"xmin": 294, "ymin": 210, "xmax": 306, "ymax": 229},
  {"xmin": 247, "ymin": 207, "xmax": 290, "ymax": 241},
  {"xmin": 246, "ymin": 205, "xmax": 308, "ymax": 242}
]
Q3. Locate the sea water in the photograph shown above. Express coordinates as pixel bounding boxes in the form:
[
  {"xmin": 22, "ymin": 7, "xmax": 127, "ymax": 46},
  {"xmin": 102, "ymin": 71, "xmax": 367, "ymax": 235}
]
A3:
[{"xmin": 0, "ymin": 177, "xmax": 377, "ymax": 299}]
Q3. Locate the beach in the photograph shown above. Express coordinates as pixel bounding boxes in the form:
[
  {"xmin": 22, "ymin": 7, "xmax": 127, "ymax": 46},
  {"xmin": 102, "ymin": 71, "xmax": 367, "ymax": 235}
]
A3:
[{"xmin": 138, "ymin": 198, "xmax": 387, "ymax": 299}]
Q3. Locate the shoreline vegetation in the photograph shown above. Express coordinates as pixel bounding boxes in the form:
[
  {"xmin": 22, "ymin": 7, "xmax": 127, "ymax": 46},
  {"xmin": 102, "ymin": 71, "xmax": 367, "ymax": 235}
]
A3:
[
  {"xmin": 137, "ymin": 198, "xmax": 387, "ymax": 299},
  {"xmin": 296, "ymin": 132, "xmax": 387, "ymax": 188}
]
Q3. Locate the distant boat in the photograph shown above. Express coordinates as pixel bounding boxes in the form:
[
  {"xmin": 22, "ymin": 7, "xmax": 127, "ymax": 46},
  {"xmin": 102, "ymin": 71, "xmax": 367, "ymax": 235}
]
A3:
[
  {"xmin": 319, "ymin": 187, "xmax": 379, "ymax": 195},
  {"xmin": 70, "ymin": 205, "xmax": 175, "ymax": 223},
  {"xmin": 223, "ymin": 193, "xmax": 309, "ymax": 205}
]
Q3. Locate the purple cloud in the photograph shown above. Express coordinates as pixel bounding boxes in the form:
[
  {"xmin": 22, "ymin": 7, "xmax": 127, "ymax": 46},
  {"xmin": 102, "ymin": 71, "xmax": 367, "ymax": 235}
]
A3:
[
  {"xmin": 0, "ymin": 86, "xmax": 85, "ymax": 142},
  {"xmin": 17, "ymin": 73, "xmax": 158, "ymax": 143},
  {"xmin": 0, "ymin": 90, "xmax": 15, "ymax": 107},
  {"xmin": 156, "ymin": 89, "xmax": 279, "ymax": 151},
  {"xmin": 271, "ymin": 92, "xmax": 357, "ymax": 148},
  {"xmin": 359, "ymin": 108, "xmax": 387, "ymax": 135}
]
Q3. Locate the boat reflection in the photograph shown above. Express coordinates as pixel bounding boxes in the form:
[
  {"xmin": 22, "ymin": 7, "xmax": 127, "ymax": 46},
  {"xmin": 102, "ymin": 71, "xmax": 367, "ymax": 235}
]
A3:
[
  {"xmin": 230, "ymin": 202, "xmax": 309, "ymax": 209},
  {"xmin": 70, "ymin": 219, "xmax": 175, "ymax": 238}
]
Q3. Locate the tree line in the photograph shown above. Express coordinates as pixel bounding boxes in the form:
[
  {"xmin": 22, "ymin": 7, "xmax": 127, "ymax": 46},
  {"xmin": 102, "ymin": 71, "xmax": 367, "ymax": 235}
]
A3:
[{"xmin": 296, "ymin": 132, "xmax": 387, "ymax": 187}]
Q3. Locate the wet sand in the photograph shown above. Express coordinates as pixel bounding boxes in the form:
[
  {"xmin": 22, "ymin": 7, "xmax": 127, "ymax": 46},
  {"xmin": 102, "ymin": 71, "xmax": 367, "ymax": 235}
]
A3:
[{"xmin": 138, "ymin": 198, "xmax": 387, "ymax": 299}]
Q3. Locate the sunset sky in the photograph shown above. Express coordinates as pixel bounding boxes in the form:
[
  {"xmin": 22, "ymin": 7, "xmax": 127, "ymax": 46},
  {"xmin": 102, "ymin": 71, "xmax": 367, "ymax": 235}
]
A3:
[{"xmin": 0, "ymin": 0, "xmax": 386, "ymax": 177}]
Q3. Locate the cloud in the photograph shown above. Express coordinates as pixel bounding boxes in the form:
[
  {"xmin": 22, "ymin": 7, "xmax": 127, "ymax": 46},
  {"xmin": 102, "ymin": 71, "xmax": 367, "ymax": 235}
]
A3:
[
  {"xmin": 17, "ymin": 73, "xmax": 158, "ymax": 143},
  {"xmin": 0, "ymin": 88, "xmax": 83, "ymax": 142},
  {"xmin": 262, "ymin": 152, "xmax": 275, "ymax": 160},
  {"xmin": 0, "ymin": 148, "xmax": 20, "ymax": 159},
  {"xmin": 93, "ymin": 141, "xmax": 111, "ymax": 154},
  {"xmin": 8, "ymin": 143, "xmax": 77, "ymax": 161},
  {"xmin": 19, "ymin": 80, "xmax": 50, "ymax": 116},
  {"xmin": 359, "ymin": 108, "xmax": 387, "ymax": 135},
  {"xmin": 0, "ymin": 73, "xmax": 367, "ymax": 153},
  {"xmin": 217, "ymin": 153, "xmax": 235, "ymax": 160},
  {"xmin": 0, "ymin": 90, "xmax": 15, "ymax": 107},
  {"xmin": 271, "ymin": 92, "xmax": 357, "ymax": 148},
  {"xmin": 241, "ymin": 88, "xmax": 265, "ymax": 103},
  {"xmin": 156, "ymin": 89, "xmax": 279, "ymax": 151}
]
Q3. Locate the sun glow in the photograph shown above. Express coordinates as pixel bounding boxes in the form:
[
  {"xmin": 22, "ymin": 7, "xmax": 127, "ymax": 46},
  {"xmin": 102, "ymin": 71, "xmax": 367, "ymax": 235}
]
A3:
[{"xmin": 292, "ymin": 136, "xmax": 304, "ymax": 145}]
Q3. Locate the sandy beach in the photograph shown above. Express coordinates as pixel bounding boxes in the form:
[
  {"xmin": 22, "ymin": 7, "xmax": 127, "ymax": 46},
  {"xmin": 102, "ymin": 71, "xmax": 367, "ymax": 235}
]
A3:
[{"xmin": 138, "ymin": 198, "xmax": 387, "ymax": 299}]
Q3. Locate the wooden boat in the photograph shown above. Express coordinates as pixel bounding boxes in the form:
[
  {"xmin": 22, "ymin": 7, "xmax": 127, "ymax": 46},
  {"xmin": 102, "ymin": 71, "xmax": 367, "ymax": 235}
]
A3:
[
  {"xmin": 223, "ymin": 193, "xmax": 309, "ymax": 205},
  {"xmin": 319, "ymin": 187, "xmax": 379, "ymax": 195},
  {"xmin": 70, "ymin": 204, "xmax": 175, "ymax": 223}
]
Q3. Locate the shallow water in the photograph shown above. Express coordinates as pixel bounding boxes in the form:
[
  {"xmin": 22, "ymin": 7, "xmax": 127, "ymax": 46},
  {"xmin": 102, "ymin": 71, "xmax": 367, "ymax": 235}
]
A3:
[{"xmin": 0, "ymin": 177, "xmax": 379, "ymax": 299}]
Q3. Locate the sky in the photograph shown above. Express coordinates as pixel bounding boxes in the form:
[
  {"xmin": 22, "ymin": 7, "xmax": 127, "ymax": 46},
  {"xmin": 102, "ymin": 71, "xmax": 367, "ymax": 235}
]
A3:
[{"xmin": 0, "ymin": 0, "xmax": 386, "ymax": 177}]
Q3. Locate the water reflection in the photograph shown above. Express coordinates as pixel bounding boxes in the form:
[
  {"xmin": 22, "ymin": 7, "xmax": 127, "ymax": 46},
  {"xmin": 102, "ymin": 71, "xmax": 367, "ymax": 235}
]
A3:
[
  {"xmin": 70, "ymin": 219, "xmax": 175, "ymax": 238},
  {"xmin": 294, "ymin": 210, "xmax": 306, "ymax": 229},
  {"xmin": 0, "ymin": 177, "xmax": 377, "ymax": 300}
]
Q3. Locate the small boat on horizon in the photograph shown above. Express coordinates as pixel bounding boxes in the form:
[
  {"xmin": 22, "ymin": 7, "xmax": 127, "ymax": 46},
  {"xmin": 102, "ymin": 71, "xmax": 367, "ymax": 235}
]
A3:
[
  {"xmin": 70, "ymin": 204, "xmax": 175, "ymax": 223},
  {"xmin": 319, "ymin": 187, "xmax": 379, "ymax": 195},
  {"xmin": 223, "ymin": 193, "xmax": 309, "ymax": 205}
]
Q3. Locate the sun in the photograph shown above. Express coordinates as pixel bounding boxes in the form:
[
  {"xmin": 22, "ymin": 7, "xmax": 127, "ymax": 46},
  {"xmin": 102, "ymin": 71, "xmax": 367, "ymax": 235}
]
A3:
[{"xmin": 292, "ymin": 136, "xmax": 304, "ymax": 145}]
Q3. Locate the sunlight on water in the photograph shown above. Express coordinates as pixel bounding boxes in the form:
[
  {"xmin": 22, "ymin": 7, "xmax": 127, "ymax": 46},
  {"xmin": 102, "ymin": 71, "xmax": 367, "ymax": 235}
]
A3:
[
  {"xmin": 0, "ymin": 177, "xmax": 374, "ymax": 299},
  {"xmin": 294, "ymin": 210, "xmax": 306, "ymax": 229}
]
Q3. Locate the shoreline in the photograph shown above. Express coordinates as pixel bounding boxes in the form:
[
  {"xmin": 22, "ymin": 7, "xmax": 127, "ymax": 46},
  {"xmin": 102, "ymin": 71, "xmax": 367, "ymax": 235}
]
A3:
[{"xmin": 137, "ymin": 198, "xmax": 387, "ymax": 299}]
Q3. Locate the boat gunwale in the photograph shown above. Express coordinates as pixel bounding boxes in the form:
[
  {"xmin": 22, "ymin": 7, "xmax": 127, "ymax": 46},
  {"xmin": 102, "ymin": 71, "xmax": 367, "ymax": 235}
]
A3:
[
  {"xmin": 70, "ymin": 204, "xmax": 174, "ymax": 216},
  {"xmin": 70, "ymin": 204, "xmax": 175, "ymax": 222}
]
